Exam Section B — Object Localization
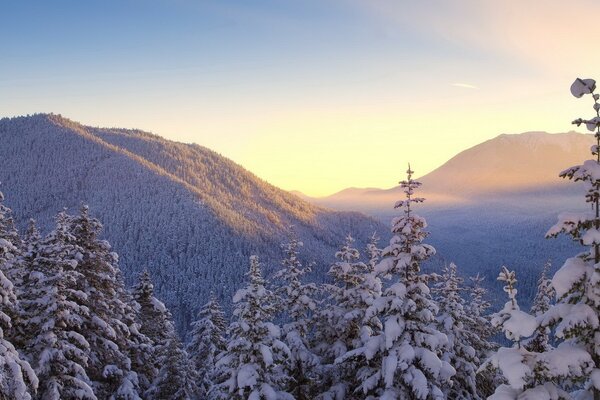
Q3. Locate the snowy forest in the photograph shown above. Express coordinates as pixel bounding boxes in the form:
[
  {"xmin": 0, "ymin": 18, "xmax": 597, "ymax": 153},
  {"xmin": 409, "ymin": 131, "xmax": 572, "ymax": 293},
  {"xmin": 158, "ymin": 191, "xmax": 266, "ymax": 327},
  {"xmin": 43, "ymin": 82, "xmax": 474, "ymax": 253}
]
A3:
[{"xmin": 1, "ymin": 79, "xmax": 600, "ymax": 400}]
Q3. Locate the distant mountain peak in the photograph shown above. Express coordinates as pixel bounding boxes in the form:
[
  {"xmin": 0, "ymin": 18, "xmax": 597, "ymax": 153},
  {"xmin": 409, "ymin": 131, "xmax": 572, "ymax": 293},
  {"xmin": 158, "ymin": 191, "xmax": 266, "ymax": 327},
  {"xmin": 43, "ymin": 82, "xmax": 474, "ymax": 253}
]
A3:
[{"xmin": 311, "ymin": 131, "xmax": 593, "ymax": 212}]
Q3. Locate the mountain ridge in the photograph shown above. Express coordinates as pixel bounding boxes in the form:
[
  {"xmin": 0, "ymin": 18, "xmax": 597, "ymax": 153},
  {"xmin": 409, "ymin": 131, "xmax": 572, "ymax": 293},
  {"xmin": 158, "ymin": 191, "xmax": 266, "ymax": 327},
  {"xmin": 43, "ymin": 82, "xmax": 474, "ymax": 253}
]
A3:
[
  {"xmin": 0, "ymin": 113, "xmax": 386, "ymax": 332},
  {"xmin": 310, "ymin": 131, "xmax": 593, "ymax": 212}
]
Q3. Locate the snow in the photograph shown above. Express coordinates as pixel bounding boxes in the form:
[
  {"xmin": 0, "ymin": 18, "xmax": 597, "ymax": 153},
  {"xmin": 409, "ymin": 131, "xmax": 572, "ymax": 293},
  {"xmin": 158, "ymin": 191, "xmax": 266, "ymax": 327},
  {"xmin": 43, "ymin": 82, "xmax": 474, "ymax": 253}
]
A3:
[
  {"xmin": 552, "ymin": 257, "xmax": 589, "ymax": 298},
  {"xmin": 571, "ymin": 78, "xmax": 596, "ymax": 98}
]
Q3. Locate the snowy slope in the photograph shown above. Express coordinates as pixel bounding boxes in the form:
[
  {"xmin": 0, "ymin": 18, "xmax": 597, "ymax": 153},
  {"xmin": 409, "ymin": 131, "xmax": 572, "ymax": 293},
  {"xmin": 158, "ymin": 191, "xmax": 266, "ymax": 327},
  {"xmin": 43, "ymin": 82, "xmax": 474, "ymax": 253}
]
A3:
[
  {"xmin": 315, "ymin": 131, "xmax": 592, "ymax": 211},
  {"xmin": 0, "ymin": 114, "xmax": 385, "ymax": 332}
]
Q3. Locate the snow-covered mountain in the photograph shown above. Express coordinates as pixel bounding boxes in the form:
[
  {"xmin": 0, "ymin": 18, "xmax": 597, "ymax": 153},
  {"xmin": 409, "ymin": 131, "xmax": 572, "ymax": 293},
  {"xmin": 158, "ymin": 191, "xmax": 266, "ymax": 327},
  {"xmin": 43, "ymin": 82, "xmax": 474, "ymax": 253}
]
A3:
[
  {"xmin": 314, "ymin": 131, "xmax": 593, "ymax": 212},
  {"xmin": 303, "ymin": 131, "xmax": 593, "ymax": 307},
  {"xmin": 0, "ymin": 114, "xmax": 385, "ymax": 332}
]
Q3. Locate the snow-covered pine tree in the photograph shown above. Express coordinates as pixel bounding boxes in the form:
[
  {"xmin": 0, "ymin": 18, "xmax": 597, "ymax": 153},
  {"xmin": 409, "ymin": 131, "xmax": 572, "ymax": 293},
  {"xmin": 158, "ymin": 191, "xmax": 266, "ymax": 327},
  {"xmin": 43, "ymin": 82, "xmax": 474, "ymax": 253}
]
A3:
[
  {"xmin": 341, "ymin": 166, "xmax": 454, "ymax": 399},
  {"xmin": 211, "ymin": 255, "xmax": 292, "ymax": 400},
  {"xmin": 146, "ymin": 334, "xmax": 198, "ymax": 400},
  {"xmin": 542, "ymin": 77, "xmax": 600, "ymax": 400},
  {"xmin": 8, "ymin": 219, "xmax": 41, "ymax": 349},
  {"xmin": 524, "ymin": 261, "xmax": 554, "ymax": 353},
  {"xmin": 187, "ymin": 293, "xmax": 227, "ymax": 398},
  {"xmin": 273, "ymin": 232, "xmax": 319, "ymax": 400},
  {"xmin": 0, "ymin": 190, "xmax": 38, "ymax": 399},
  {"xmin": 314, "ymin": 234, "xmax": 382, "ymax": 399},
  {"xmin": 366, "ymin": 233, "xmax": 381, "ymax": 273},
  {"xmin": 20, "ymin": 211, "xmax": 96, "ymax": 400},
  {"xmin": 433, "ymin": 263, "xmax": 480, "ymax": 400},
  {"xmin": 465, "ymin": 274, "xmax": 497, "ymax": 398},
  {"xmin": 66, "ymin": 206, "xmax": 142, "ymax": 399},
  {"xmin": 481, "ymin": 267, "xmax": 588, "ymax": 399},
  {"xmin": 131, "ymin": 269, "xmax": 172, "ymax": 392}
]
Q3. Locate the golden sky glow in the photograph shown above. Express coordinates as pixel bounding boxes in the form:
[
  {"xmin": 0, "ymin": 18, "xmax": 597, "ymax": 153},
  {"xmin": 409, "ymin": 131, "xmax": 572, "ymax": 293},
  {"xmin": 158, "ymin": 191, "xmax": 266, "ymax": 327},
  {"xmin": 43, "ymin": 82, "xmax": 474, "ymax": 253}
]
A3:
[{"xmin": 2, "ymin": 0, "xmax": 600, "ymax": 196}]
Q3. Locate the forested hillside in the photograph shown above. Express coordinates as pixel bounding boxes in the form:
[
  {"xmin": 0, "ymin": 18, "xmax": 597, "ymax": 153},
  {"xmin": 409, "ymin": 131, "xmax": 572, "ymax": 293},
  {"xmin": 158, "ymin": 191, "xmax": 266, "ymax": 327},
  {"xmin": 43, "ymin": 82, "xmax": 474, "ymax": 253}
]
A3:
[{"xmin": 0, "ymin": 114, "xmax": 384, "ymax": 332}]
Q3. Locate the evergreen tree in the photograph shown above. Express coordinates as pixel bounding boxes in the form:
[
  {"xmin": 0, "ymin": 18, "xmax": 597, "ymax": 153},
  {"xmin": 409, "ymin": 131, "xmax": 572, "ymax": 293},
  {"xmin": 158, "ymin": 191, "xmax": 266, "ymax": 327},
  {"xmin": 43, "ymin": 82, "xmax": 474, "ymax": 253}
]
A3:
[
  {"xmin": 67, "ymin": 206, "xmax": 142, "ymax": 399},
  {"xmin": 147, "ymin": 335, "xmax": 198, "ymax": 400},
  {"xmin": 465, "ymin": 274, "xmax": 497, "ymax": 398},
  {"xmin": 366, "ymin": 233, "xmax": 381, "ymax": 273},
  {"xmin": 0, "ymin": 190, "xmax": 38, "ymax": 399},
  {"xmin": 273, "ymin": 233, "xmax": 319, "ymax": 400},
  {"xmin": 313, "ymin": 235, "xmax": 370, "ymax": 398},
  {"xmin": 342, "ymin": 166, "xmax": 454, "ymax": 399},
  {"xmin": 211, "ymin": 256, "xmax": 292, "ymax": 400},
  {"xmin": 524, "ymin": 261, "xmax": 554, "ymax": 353},
  {"xmin": 187, "ymin": 294, "xmax": 227, "ymax": 398},
  {"xmin": 131, "ymin": 269, "xmax": 172, "ymax": 393},
  {"xmin": 433, "ymin": 263, "xmax": 480, "ymax": 400},
  {"xmin": 20, "ymin": 211, "xmax": 96, "ymax": 400},
  {"xmin": 540, "ymin": 77, "xmax": 600, "ymax": 399},
  {"xmin": 482, "ymin": 267, "xmax": 589, "ymax": 399}
]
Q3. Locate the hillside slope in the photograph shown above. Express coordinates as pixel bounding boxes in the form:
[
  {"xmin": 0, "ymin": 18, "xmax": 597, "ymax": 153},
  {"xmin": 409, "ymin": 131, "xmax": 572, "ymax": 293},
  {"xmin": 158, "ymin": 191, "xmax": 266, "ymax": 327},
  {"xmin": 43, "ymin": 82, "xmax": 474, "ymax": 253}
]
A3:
[
  {"xmin": 0, "ymin": 114, "xmax": 385, "ymax": 332},
  {"xmin": 314, "ymin": 131, "xmax": 593, "ymax": 212}
]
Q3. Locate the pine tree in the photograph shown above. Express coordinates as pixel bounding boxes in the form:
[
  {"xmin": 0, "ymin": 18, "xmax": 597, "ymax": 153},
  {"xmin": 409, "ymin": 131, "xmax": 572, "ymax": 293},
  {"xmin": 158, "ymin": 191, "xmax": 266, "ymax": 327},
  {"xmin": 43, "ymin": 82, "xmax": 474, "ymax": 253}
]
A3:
[
  {"xmin": 20, "ymin": 211, "xmax": 96, "ymax": 400},
  {"xmin": 211, "ymin": 256, "xmax": 292, "ymax": 400},
  {"xmin": 539, "ymin": 77, "xmax": 600, "ymax": 399},
  {"xmin": 433, "ymin": 263, "xmax": 480, "ymax": 400},
  {"xmin": 481, "ymin": 267, "xmax": 588, "ymax": 399},
  {"xmin": 187, "ymin": 294, "xmax": 227, "ymax": 398},
  {"xmin": 342, "ymin": 166, "xmax": 454, "ymax": 399},
  {"xmin": 312, "ymin": 235, "xmax": 367, "ymax": 398},
  {"xmin": 66, "ymin": 206, "xmax": 142, "ymax": 399},
  {"xmin": 0, "ymin": 190, "xmax": 38, "ymax": 399},
  {"xmin": 366, "ymin": 233, "xmax": 381, "ymax": 273},
  {"xmin": 131, "ymin": 269, "xmax": 170, "ymax": 393},
  {"xmin": 147, "ymin": 335, "xmax": 198, "ymax": 400},
  {"xmin": 273, "ymin": 233, "xmax": 319, "ymax": 400},
  {"xmin": 524, "ymin": 261, "xmax": 554, "ymax": 353},
  {"xmin": 465, "ymin": 274, "xmax": 496, "ymax": 398}
]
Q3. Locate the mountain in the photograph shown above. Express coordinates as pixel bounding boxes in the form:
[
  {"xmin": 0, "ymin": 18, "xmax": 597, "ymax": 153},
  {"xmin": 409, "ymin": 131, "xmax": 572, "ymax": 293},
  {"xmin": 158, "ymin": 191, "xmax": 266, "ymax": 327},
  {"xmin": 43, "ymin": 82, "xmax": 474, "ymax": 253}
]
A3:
[
  {"xmin": 305, "ymin": 131, "xmax": 594, "ymax": 308},
  {"xmin": 316, "ymin": 131, "xmax": 594, "ymax": 212},
  {"xmin": 0, "ymin": 114, "xmax": 385, "ymax": 332}
]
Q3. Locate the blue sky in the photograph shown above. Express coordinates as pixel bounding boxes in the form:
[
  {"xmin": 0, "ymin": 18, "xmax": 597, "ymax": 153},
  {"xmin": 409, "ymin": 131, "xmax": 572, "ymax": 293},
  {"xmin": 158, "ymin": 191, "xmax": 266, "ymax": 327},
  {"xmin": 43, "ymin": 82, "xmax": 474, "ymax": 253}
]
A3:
[{"xmin": 2, "ymin": 1, "xmax": 600, "ymax": 195}]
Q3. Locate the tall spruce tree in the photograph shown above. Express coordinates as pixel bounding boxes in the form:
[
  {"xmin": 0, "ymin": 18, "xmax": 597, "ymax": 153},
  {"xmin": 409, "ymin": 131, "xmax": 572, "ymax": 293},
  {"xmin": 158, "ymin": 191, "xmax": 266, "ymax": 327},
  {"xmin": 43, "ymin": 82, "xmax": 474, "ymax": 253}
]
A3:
[
  {"xmin": 342, "ymin": 166, "xmax": 454, "ymax": 399},
  {"xmin": 66, "ymin": 206, "xmax": 142, "ymax": 399},
  {"xmin": 433, "ymin": 263, "xmax": 480, "ymax": 400},
  {"xmin": 20, "ymin": 211, "xmax": 96, "ymax": 400},
  {"xmin": 0, "ymin": 190, "xmax": 38, "ymax": 399},
  {"xmin": 466, "ymin": 274, "xmax": 497, "ymax": 398},
  {"xmin": 313, "ymin": 235, "xmax": 374, "ymax": 398},
  {"xmin": 273, "ymin": 233, "xmax": 319, "ymax": 400},
  {"xmin": 211, "ymin": 256, "xmax": 292, "ymax": 400},
  {"xmin": 481, "ymin": 267, "xmax": 586, "ymax": 399},
  {"xmin": 147, "ymin": 334, "xmax": 198, "ymax": 400},
  {"xmin": 541, "ymin": 77, "xmax": 600, "ymax": 399},
  {"xmin": 187, "ymin": 294, "xmax": 227, "ymax": 398},
  {"xmin": 524, "ymin": 261, "xmax": 555, "ymax": 353}
]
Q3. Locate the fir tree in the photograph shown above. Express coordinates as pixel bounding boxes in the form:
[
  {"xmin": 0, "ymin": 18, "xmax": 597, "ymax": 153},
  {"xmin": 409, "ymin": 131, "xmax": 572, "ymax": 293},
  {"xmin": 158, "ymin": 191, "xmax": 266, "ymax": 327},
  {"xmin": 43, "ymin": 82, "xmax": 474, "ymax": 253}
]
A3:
[
  {"xmin": 147, "ymin": 335, "xmax": 198, "ymax": 400},
  {"xmin": 313, "ymin": 235, "xmax": 370, "ymax": 398},
  {"xmin": 524, "ymin": 261, "xmax": 554, "ymax": 353},
  {"xmin": 0, "ymin": 190, "xmax": 38, "ymax": 399},
  {"xmin": 540, "ymin": 77, "xmax": 600, "ymax": 399},
  {"xmin": 465, "ymin": 274, "xmax": 497, "ymax": 398},
  {"xmin": 342, "ymin": 166, "xmax": 454, "ymax": 399},
  {"xmin": 187, "ymin": 294, "xmax": 227, "ymax": 398},
  {"xmin": 211, "ymin": 256, "xmax": 292, "ymax": 400},
  {"xmin": 273, "ymin": 233, "xmax": 319, "ymax": 400},
  {"xmin": 433, "ymin": 263, "xmax": 480, "ymax": 400},
  {"xmin": 20, "ymin": 211, "xmax": 95, "ymax": 400},
  {"xmin": 481, "ymin": 267, "xmax": 586, "ymax": 399},
  {"xmin": 131, "ymin": 269, "xmax": 171, "ymax": 393},
  {"xmin": 67, "ymin": 206, "xmax": 142, "ymax": 399}
]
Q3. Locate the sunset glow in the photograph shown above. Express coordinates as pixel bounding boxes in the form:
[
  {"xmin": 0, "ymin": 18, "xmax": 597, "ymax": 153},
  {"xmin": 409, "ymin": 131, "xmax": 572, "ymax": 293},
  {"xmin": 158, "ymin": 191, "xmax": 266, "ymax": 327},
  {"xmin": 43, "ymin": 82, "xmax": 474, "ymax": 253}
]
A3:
[{"xmin": 2, "ymin": 0, "xmax": 599, "ymax": 196}]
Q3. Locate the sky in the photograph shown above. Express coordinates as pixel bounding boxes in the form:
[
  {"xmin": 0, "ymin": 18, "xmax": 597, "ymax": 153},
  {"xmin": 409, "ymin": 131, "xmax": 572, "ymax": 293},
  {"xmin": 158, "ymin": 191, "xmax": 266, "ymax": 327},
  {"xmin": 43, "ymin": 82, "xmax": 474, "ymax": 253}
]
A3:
[{"xmin": 2, "ymin": 0, "xmax": 600, "ymax": 197}]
